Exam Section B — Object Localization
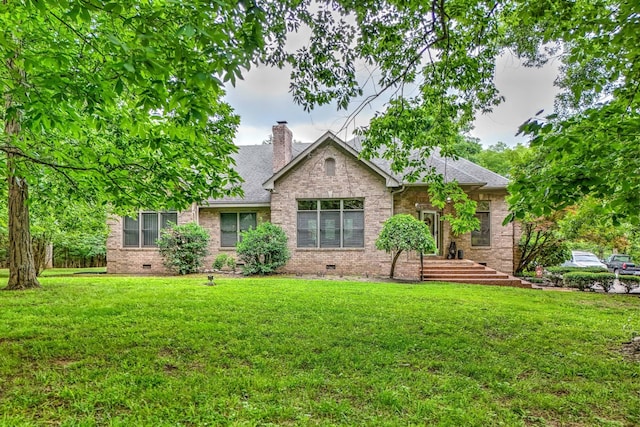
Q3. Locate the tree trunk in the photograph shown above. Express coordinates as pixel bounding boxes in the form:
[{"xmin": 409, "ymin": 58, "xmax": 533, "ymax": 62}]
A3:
[
  {"xmin": 390, "ymin": 250, "xmax": 403, "ymax": 279},
  {"xmin": 5, "ymin": 159, "xmax": 40, "ymax": 290},
  {"xmin": 32, "ymin": 235, "xmax": 50, "ymax": 276},
  {"xmin": 4, "ymin": 43, "xmax": 39, "ymax": 289}
]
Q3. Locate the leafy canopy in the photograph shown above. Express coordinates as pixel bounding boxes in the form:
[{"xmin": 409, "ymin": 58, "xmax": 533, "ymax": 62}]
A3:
[
  {"xmin": 267, "ymin": 0, "xmax": 639, "ymax": 224},
  {"xmin": 0, "ymin": 0, "xmax": 275, "ymax": 210},
  {"xmin": 376, "ymin": 214, "xmax": 436, "ymax": 255},
  {"xmin": 503, "ymin": 0, "xmax": 640, "ymax": 223}
]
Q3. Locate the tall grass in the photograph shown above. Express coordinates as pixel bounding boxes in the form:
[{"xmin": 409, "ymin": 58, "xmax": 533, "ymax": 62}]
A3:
[{"xmin": 1, "ymin": 275, "xmax": 639, "ymax": 426}]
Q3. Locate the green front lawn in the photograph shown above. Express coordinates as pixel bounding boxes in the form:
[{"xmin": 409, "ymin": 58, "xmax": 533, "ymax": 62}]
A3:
[{"xmin": 1, "ymin": 276, "xmax": 639, "ymax": 426}]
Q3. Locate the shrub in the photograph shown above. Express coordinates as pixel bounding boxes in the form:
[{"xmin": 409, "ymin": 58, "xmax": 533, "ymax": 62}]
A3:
[
  {"xmin": 592, "ymin": 272, "xmax": 616, "ymax": 292},
  {"xmin": 542, "ymin": 270, "xmax": 564, "ymax": 287},
  {"xmin": 157, "ymin": 222, "xmax": 210, "ymax": 275},
  {"xmin": 619, "ymin": 275, "xmax": 640, "ymax": 293},
  {"xmin": 236, "ymin": 222, "xmax": 290, "ymax": 275},
  {"xmin": 544, "ymin": 267, "xmax": 609, "ymax": 288},
  {"xmin": 517, "ymin": 271, "xmax": 535, "ymax": 278},
  {"xmin": 563, "ymin": 272, "xmax": 597, "ymax": 291},
  {"xmin": 213, "ymin": 253, "xmax": 236, "ymax": 271},
  {"xmin": 563, "ymin": 272, "xmax": 616, "ymax": 292}
]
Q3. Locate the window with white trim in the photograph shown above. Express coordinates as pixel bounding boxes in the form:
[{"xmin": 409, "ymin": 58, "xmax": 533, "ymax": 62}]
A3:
[
  {"xmin": 123, "ymin": 211, "xmax": 177, "ymax": 247},
  {"xmin": 220, "ymin": 212, "xmax": 257, "ymax": 247},
  {"xmin": 297, "ymin": 199, "xmax": 364, "ymax": 248},
  {"xmin": 471, "ymin": 201, "xmax": 490, "ymax": 246}
]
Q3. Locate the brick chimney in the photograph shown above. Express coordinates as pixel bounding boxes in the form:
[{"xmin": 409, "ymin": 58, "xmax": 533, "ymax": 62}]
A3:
[{"xmin": 272, "ymin": 121, "xmax": 292, "ymax": 173}]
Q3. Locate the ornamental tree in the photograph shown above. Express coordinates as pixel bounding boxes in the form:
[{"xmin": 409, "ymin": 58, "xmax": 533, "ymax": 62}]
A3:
[
  {"xmin": 0, "ymin": 1, "xmax": 271, "ymax": 289},
  {"xmin": 376, "ymin": 214, "xmax": 436, "ymax": 279},
  {"xmin": 516, "ymin": 213, "xmax": 570, "ymax": 274}
]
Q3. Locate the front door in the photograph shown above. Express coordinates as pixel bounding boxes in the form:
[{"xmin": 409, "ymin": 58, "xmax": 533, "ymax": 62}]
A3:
[{"xmin": 420, "ymin": 211, "xmax": 440, "ymax": 255}]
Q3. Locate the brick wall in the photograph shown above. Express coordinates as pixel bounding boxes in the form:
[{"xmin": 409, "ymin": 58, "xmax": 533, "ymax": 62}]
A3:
[
  {"xmin": 270, "ymin": 139, "xmax": 394, "ymax": 278},
  {"xmin": 459, "ymin": 190, "xmax": 515, "ymax": 274},
  {"xmin": 106, "ymin": 207, "xmax": 197, "ymax": 274},
  {"xmin": 272, "ymin": 122, "xmax": 292, "ymax": 173}
]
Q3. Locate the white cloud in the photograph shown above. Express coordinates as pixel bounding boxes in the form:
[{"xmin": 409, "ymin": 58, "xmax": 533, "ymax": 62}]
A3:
[
  {"xmin": 470, "ymin": 54, "xmax": 560, "ymax": 146},
  {"xmin": 226, "ymin": 53, "xmax": 561, "ymax": 148}
]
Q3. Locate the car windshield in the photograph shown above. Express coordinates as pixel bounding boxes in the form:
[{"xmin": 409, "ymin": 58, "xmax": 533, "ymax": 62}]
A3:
[
  {"xmin": 613, "ymin": 256, "xmax": 631, "ymax": 262},
  {"xmin": 575, "ymin": 254, "xmax": 600, "ymax": 262}
]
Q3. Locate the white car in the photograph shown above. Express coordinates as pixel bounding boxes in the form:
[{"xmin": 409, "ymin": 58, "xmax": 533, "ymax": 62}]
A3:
[{"xmin": 562, "ymin": 251, "xmax": 608, "ymax": 269}]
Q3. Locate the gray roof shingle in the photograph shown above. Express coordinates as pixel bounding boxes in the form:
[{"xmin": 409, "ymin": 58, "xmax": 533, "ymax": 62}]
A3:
[{"xmin": 203, "ymin": 136, "xmax": 508, "ymax": 205}]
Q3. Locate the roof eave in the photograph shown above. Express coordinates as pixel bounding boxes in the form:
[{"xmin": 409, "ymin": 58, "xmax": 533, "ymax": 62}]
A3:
[{"xmin": 199, "ymin": 202, "xmax": 271, "ymax": 208}]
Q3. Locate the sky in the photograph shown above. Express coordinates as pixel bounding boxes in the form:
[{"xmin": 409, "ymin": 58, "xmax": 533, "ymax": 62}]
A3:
[{"xmin": 224, "ymin": 53, "xmax": 561, "ymax": 148}]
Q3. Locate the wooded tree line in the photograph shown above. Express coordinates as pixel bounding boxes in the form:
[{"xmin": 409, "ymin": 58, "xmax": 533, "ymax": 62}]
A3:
[
  {"xmin": 461, "ymin": 140, "xmax": 640, "ymax": 273},
  {"xmin": 2, "ymin": 0, "xmax": 637, "ymax": 288},
  {"xmin": 0, "ymin": 194, "xmax": 107, "ymax": 272}
]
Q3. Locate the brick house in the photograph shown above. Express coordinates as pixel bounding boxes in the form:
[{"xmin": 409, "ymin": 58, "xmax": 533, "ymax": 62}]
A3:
[{"xmin": 107, "ymin": 122, "xmax": 520, "ymax": 280}]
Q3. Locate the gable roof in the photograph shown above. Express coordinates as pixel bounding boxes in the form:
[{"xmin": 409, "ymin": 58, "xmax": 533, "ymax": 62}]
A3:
[
  {"xmin": 262, "ymin": 131, "xmax": 401, "ymax": 190},
  {"xmin": 202, "ymin": 133, "xmax": 508, "ymax": 206}
]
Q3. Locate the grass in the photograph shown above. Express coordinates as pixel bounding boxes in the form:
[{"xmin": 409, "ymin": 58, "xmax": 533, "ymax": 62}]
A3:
[
  {"xmin": 0, "ymin": 267, "xmax": 106, "ymax": 278},
  {"xmin": 1, "ymin": 275, "xmax": 639, "ymax": 426}
]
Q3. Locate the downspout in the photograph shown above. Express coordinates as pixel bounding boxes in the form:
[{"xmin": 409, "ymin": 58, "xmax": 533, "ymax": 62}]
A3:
[{"xmin": 389, "ymin": 185, "xmax": 406, "ymax": 216}]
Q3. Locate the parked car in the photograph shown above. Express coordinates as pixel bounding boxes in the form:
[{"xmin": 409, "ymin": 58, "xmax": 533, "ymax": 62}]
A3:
[
  {"xmin": 604, "ymin": 254, "xmax": 640, "ymax": 275},
  {"xmin": 561, "ymin": 251, "xmax": 608, "ymax": 269}
]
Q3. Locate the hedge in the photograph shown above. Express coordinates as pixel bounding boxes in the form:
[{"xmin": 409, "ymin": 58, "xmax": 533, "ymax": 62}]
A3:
[
  {"xmin": 543, "ymin": 266, "xmax": 609, "ymax": 288},
  {"xmin": 619, "ymin": 274, "xmax": 640, "ymax": 293},
  {"xmin": 563, "ymin": 272, "xmax": 616, "ymax": 292}
]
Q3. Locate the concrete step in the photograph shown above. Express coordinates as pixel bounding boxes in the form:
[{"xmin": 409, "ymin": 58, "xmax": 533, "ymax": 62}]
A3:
[
  {"xmin": 421, "ymin": 268, "xmax": 497, "ymax": 275},
  {"xmin": 420, "ymin": 259, "xmax": 531, "ymax": 289},
  {"xmin": 422, "ymin": 277, "xmax": 531, "ymax": 288},
  {"xmin": 422, "ymin": 259, "xmax": 475, "ymax": 266},
  {"xmin": 421, "ymin": 266, "xmax": 488, "ymax": 272},
  {"xmin": 423, "ymin": 273, "xmax": 509, "ymax": 280}
]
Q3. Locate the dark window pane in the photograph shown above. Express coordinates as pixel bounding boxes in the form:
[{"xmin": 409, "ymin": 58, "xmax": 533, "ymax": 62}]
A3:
[
  {"xmin": 297, "ymin": 200, "xmax": 317, "ymax": 211},
  {"xmin": 123, "ymin": 216, "xmax": 140, "ymax": 247},
  {"xmin": 160, "ymin": 212, "xmax": 177, "ymax": 230},
  {"xmin": 343, "ymin": 211, "xmax": 364, "ymax": 247},
  {"xmin": 239, "ymin": 213, "xmax": 257, "ymax": 232},
  {"xmin": 320, "ymin": 200, "xmax": 340, "ymax": 210},
  {"xmin": 471, "ymin": 212, "xmax": 491, "ymax": 246},
  {"xmin": 343, "ymin": 199, "xmax": 364, "ymax": 210},
  {"xmin": 142, "ymin": 213, "xmax": 159, "ymax": 247},
  {"xmin": 221, "ymin": 213, "xmax": 238, "ymax": 247},
  {"xmin": 297, "ymin": 212, "xmax": 317, "ymax": 247},
  {"xmin": 320, "ymin": 211, "xmax": 340, "ymax": 247}
]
